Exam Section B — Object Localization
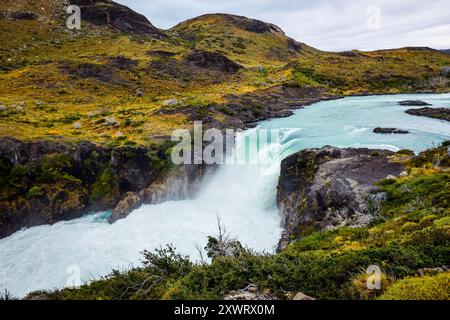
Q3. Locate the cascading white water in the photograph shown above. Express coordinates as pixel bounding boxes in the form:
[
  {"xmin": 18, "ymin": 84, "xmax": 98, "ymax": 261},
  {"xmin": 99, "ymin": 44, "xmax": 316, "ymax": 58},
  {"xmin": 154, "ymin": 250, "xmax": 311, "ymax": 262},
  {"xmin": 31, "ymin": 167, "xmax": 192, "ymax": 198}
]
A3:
[
  {"xmin": 0, "ymin": 128, "xmax": 287, "ymax": 297},
  {"xmin": 1, "ymin": 93, "xmax": 450, "ymax": 297}
]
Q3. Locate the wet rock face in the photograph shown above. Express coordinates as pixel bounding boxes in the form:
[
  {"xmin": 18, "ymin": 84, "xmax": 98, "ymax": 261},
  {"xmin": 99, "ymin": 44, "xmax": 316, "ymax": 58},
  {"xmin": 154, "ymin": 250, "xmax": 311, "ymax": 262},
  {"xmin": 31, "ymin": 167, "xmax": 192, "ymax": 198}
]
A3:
[
  {"xmin": 110, "ymin": 146, "xmax": 158, "ymax": 192},
  {"xmin": 183, "ymin": 50, "xmax": 243, "ymax": 74},
  {"xmin": 108, "ymin": 192, "xmax": 141, "ymax": 223},
  {"xmin": 405, "ymin": 107, "xmax": 450, "ymax": 122},
  {"xmin": 109, "ymin": 164, "xmax": 215, "ymax": 223},
  {"xmin": 71, "ymin": 0, "xmax": 165, "ymax": 39},
  {"xmin": 0, "ymin": 138, "xmax": 166, "ymax": 238},
  {"xmin": 0, "ymin": 138, "xmax": 106, "ymax": 238},
  {"xmin": 276, "ymin": 147, "xmax": 405, "ymax": 250}
]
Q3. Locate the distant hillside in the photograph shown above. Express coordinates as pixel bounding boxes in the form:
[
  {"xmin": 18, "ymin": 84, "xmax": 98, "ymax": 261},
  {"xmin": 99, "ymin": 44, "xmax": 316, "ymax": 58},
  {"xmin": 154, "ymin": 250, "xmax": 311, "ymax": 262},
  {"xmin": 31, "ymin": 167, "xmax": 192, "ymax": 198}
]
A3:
[{"xmin": 169, "ymin": 13, "xmax": 315, "ymax": 66}]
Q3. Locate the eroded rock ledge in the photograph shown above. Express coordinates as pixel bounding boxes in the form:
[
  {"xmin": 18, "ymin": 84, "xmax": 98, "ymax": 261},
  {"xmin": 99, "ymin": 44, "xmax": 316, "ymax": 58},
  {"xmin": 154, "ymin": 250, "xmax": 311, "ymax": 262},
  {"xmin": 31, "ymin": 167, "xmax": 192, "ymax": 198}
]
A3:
[
  {"xmin": 0, "ymin": 137, "xmax": 211, "ymax": 238},
  {"xmin": 108, "ymin": 164, "xmax": 215, "ymax": 223},
  {"xmin": 276, "ymin": 146, "xmax": 405, "ymax": 250}
]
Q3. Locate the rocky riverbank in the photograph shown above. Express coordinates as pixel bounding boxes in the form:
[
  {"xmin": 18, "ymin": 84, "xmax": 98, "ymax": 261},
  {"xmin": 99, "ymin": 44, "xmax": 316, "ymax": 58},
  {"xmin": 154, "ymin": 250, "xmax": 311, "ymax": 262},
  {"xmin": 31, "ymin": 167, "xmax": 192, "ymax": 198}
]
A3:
[
  {"xmin": 155, "ymin": 85, "xmax": 340, "ymax": 130},
  {"xmin": 0, "ymin": 137, "xmax": 214, "ymax": 238},
  {"xmin": 276, "ymin": 146, "xmax": 406, "ymax": 250}
]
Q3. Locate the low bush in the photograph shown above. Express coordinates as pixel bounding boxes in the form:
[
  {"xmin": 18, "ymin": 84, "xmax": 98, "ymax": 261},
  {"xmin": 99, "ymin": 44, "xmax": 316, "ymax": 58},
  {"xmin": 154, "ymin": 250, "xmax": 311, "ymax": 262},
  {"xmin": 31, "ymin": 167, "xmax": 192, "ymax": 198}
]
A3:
[{"xmin": 379, "ymin": 272, "xmax": 449, "ymax": 300}]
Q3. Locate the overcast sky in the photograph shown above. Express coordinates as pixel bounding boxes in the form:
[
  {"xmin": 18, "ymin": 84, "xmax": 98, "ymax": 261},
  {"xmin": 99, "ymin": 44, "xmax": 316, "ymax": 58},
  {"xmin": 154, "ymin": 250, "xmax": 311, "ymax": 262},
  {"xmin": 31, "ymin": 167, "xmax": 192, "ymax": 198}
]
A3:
[{"xmin": 115, "ymin": 0, "xmax": 450, "ymax": 51}]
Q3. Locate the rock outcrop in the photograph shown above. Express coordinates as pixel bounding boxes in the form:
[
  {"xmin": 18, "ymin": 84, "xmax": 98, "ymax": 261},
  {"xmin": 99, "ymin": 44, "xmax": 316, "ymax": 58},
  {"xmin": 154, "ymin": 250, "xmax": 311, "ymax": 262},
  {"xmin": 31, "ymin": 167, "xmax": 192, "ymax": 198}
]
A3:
[
  {"xmin": 222, "ymin": 14, "xmax": 284, "ymax": 35},
  {"xmin": 0, "ymin": 138, "xmax": 171, "ymax": 238},
  {"xmin": 405, "ymin": 107, "xmax": 450, "ymax": 122},
  {"xmin": 276, "ymin": 146, "xmax": 405, "ymax": 250},
  {"xmin": 109, "ymin": 164, "xmax": 215, "ymax": 223},
  {"xmin": 225, "ymin": 285, "xmax": 277, "ymax": 300},
  {"xmin": 373, "ymin": 127, "xmax": 409, "ymax": 134},
  {"xmin": 0, "ymin": 137, "xmax": 216, "ymax": 236},
  {"xmin": 183, "ymin": 50, "xmax": 243, "ymax": 74},
  {"xmin": 108, "ymin": 192, "xmax": 142, "ymax": 223},
  {"xmin": 398, "ymin": 100, "xmax": 431, "ymax": 106},
  {"xmin": 71, "ymin": 0, "xmax": 165, "ymax": 39}
]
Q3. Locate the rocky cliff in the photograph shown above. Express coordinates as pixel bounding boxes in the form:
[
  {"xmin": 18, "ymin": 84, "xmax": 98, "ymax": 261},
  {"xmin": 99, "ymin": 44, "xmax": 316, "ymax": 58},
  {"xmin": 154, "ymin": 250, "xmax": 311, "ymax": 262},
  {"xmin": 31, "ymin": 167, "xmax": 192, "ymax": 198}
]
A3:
[
  {"xmin": 276, "ymin": 146, "xmax": 406, "ymax": 250},
  {"xmin": 0, "ymin": 137, "xmax": 210, "ymax": 238},
  {"xmin": 70, "ymin": 0, "xmax": 166, "ymax": 39}
]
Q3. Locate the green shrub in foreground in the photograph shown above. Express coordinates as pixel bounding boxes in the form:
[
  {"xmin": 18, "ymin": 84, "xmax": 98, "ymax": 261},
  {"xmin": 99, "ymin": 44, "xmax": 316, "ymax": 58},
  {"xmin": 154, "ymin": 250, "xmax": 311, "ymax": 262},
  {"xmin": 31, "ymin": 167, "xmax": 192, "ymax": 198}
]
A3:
[{"xmin": 379, "ymin": 272, "xmax": 450, "ymax": 300}]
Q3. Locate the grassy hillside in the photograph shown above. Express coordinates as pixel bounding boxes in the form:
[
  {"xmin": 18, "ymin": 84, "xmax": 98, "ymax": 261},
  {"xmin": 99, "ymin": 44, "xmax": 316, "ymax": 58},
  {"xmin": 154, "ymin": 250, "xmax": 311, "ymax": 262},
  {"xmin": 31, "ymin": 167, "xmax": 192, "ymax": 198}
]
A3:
[{"xmin": 1, "ymin": 1, "xmax": 449, "ymax": 147}]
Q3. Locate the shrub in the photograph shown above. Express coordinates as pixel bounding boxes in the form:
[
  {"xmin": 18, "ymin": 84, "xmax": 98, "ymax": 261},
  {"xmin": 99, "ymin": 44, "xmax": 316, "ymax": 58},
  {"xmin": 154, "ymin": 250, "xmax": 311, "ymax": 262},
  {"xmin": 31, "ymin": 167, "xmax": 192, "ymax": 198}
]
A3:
[
  {"xmin": 401, "ymin": 222, "xmax": 419, "ymax": 232},
  {"xmin": 346, "ymin": 270, "xmax": 392, "ymax": 300},
  {"xmin": 27, "ymin": 186, "xmax": 42, "ymax": 199},
  {"xmin": 37, "ymin": 154, "xmax": 72, "ymax": 183},
  {"xmin": 0, "ymin": 289, "xmax": 17, "ymax": 300},
  {"xmin": 379, "ymin": 272, "xmax": 450, "ymax": 300}
]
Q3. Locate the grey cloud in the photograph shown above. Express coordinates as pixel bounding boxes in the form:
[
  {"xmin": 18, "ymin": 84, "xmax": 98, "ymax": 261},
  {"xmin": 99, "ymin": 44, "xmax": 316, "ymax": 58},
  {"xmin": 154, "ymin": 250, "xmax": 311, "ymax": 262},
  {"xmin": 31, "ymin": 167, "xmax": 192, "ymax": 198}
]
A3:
[{"xmin": 117, "ymin": 0, "xmax": 450, "ymax": 51}]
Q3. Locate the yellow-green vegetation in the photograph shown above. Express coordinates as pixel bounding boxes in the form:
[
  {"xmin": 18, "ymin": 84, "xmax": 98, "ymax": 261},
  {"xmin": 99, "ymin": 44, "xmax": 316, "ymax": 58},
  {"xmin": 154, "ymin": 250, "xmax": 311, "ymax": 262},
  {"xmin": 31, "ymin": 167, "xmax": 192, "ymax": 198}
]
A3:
[
  {"xmin": 26, "ymin": 142, "xmax": 450, "ymax": 300},
  {"xmin": 1, "ymin": 1, "xmax": 450, "ymax": 147},
  {"xmin": 380, "ymin": 272, "xmax": 449, "ymax": 300},
  {"xmin": 169, "ymin": 13, "xmax": 316, "ymax": 67},
  {"xmin": 294, "ymin": 49, "xmax": 450, "ymax": 95}
]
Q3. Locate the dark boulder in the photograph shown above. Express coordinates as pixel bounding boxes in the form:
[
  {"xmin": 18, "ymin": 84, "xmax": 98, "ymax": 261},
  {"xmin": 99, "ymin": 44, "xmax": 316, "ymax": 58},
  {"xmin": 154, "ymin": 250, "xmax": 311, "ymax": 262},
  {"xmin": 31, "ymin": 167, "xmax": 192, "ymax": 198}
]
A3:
[
  {"xmin": 146, "ymin": 50, "xmax": 176, "ymax": 58},
  {"xmin": 373, "ymin": 127, "xmax": 409, "ymax": 134},
  {"xmin": 108, "ymin": 192, "xmax": 141, "ymax": 223},
  {"xmin": 276, "ymin": 146, "xmax": 405, "ymax": 250},
  {"xmin": 405, "ymin": 107, "xmax": 450, "ymax": 122},
  {"xmin": 398, "ymin": 100, "xmax": 431, "ymax": 106}
]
